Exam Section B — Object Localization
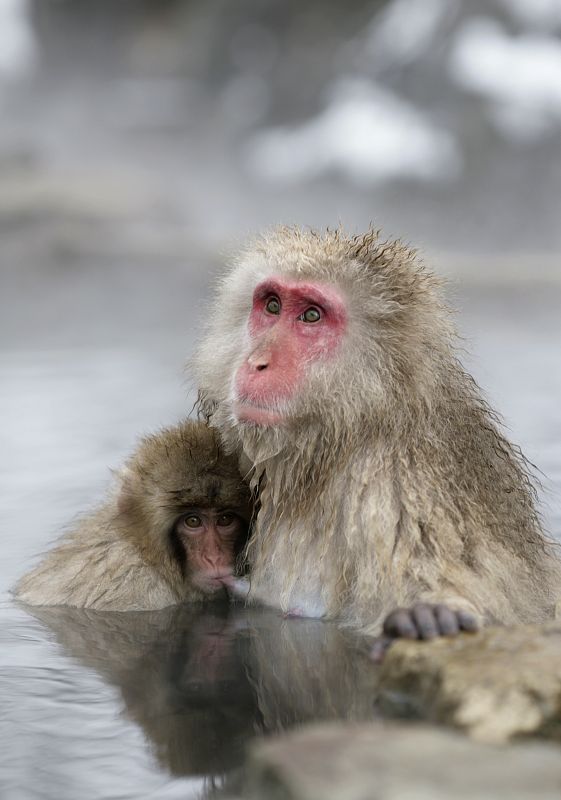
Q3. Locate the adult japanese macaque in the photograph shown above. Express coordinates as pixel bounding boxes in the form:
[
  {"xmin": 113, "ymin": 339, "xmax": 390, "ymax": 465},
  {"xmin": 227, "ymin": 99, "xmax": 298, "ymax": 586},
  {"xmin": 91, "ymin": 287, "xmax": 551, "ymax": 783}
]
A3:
[
  {"xmin": 14, "ymin": 421, "xmax": 252, "ymax": 610},
  {"xmin": 194, "ymin": 227, "xmax": 561, "ymax": 650}
]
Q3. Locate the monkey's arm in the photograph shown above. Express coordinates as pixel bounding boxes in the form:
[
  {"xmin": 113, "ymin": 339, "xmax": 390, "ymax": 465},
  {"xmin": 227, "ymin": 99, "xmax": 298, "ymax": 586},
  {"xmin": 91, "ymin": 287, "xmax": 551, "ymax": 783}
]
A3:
[{"xmin": 13, "ymin": 519, "xmax": 181, "ymax": 612}]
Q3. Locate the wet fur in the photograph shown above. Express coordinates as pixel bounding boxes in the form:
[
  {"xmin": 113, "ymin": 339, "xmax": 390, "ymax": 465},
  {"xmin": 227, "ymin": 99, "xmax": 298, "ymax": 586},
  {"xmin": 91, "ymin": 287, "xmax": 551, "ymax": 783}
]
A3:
[{"xmin": 195, "ymin": 227, "xmax": 561, "ymax": 634}]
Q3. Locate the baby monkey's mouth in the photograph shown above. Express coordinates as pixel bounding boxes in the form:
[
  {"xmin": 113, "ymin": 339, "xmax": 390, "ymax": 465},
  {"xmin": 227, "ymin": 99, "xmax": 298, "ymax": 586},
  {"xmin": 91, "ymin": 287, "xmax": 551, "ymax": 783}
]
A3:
[{"xmin": 192, "ymin": 571, "xmax": 234, "ymax": 595}]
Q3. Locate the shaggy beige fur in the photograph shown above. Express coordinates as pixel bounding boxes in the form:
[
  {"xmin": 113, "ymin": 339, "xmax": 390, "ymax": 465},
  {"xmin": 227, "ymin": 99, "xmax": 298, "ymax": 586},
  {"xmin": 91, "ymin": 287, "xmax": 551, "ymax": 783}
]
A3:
[
  {"xmin": 14, "ymin": 421, "xmax": 252, "ymax": 610},
  {"xmin": 195, "ymin": 227, "xmax": 561, "ymax": 634}
]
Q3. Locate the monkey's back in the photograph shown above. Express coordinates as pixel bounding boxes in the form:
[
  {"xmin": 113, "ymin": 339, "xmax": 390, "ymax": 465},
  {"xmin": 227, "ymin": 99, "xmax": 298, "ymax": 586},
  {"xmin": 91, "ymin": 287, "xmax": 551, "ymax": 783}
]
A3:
[{"xmin": 13, "ymin": 508, "xmax": 186, "ymax": 611}]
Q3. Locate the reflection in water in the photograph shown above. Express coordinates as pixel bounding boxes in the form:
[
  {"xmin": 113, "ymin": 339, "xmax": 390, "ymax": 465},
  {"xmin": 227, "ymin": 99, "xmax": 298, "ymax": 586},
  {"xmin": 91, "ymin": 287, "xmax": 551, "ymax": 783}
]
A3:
[{"xmin": 21, "ymin": 603, "xmax": 378, "ymax": 795}]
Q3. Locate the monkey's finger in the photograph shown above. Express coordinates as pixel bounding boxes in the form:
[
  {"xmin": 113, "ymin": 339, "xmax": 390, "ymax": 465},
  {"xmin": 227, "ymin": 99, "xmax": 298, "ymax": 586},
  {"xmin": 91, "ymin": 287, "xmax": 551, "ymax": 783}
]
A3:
[
  {"xmin": 411, "ymin": 603, "xmax": 438, "ymax": 639},
  {"xmin": 457, "ymin": 609, "xmax": 480, "ymax": 632},
  {"xmin": 383, "ymin": 609, "xmax": 418, "ymax": 639},
  {"xmin": 369, "ymin": 636, "xmax": 394, "ymax": 663},
  {"xmin": 434, "ymin": 604, "xmax": 460, "ymax": 636}
]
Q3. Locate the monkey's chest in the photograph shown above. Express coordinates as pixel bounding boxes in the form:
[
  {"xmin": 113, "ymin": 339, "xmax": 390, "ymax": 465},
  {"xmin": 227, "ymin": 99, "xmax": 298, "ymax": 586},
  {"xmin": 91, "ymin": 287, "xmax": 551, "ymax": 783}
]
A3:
[
  {"xmin": 256, "ymin": 577, "xmax": 327, "ymax": 619},
  {"xmin": 250, "ymin": 530, "xmax": 328, "ymax": 619},
  {"xmin": 285, "ymin": 581, "xmax": 327, "ymax": 619}
]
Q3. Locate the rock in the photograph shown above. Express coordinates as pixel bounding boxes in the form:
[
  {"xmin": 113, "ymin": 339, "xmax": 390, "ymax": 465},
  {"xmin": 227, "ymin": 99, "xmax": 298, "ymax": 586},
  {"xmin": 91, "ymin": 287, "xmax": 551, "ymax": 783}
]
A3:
[
  {"xmin": 244, "ymin": 721, "xmax": 561, "ymax": 800},
  {"xmin": 377, "ymin": 622, "xmax": 561, "ymax": 743}
]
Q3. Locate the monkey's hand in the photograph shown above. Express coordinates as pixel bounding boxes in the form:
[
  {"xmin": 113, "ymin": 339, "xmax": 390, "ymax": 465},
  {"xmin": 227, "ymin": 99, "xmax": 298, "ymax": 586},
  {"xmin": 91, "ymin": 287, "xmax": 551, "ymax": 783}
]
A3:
[{"xmin": 370, "ymin": 602, "xmax": 479, "ymax": 663}]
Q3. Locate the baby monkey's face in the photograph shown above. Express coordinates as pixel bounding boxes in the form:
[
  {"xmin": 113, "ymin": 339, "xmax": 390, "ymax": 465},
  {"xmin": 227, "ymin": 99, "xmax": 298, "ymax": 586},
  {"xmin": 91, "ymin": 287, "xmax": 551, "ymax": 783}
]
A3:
[{"xmin": 175, "ymin": 508, "xmax": 245, "ymax": 594}]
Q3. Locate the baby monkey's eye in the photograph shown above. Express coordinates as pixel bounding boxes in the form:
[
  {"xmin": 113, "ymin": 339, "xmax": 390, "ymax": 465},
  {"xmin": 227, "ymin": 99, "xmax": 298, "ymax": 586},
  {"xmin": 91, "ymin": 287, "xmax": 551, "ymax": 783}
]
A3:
[
  {"xmin": 183, "ymin": 514, "xmax": 203, "ymax": 529},
  {"xmin": 216, "ymin": 512, "xmax": 236, "ymax": 527},
  {"xmin": 265, "ymin": 296, "xmax": 281, "ymax": 315},
  {"xmin": 300, "ymin": 307, "xmax": 321, "ymax": 323}
]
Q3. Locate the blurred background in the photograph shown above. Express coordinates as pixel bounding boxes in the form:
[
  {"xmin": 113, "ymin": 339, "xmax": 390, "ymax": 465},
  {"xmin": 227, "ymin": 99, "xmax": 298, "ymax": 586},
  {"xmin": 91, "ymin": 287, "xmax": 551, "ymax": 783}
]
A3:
[{"xmin": 1, "ymin": 0, "xmax": 561, "ymax": 580}]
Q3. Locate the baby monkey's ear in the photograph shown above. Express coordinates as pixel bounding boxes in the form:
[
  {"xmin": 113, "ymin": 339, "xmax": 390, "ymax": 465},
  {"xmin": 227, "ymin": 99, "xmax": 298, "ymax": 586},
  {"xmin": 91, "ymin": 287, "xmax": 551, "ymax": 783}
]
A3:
[{"xmin": 113, "ymin": 466, "xmax": 138, "ymax": 516}]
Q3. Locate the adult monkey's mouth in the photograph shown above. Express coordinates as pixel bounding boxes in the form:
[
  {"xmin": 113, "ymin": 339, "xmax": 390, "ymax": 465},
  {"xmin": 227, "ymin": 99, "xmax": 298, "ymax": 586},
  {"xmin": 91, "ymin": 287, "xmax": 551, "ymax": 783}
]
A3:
[{"xmin": 233, "ymin": 398, "xmax": 285, "ymax": 426}]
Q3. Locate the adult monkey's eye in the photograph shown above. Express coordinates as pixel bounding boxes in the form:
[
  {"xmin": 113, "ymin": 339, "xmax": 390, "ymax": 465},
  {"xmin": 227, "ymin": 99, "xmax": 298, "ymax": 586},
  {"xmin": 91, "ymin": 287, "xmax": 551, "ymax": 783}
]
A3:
[
  {"xmin": 301, "ymin": 307, "xmax": 321, "ymax": 323},
  {"xmin": 265, "ymin": 296, "xmax": 281, "ymax": 315}
]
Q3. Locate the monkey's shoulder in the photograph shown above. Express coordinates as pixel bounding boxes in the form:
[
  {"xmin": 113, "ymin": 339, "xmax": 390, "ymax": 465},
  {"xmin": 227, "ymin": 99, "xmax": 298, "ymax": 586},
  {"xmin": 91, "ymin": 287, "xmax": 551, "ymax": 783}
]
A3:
[{"xmin": 14, "ymin": 520, "xmax": 180, "ymax": 611}]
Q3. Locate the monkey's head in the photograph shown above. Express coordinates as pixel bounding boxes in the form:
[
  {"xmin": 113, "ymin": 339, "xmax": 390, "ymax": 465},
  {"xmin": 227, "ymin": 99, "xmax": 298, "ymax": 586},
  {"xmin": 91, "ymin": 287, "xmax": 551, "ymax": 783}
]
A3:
[
  {"xmin": 116, "ymin": 421, "xmax": 252, "ymax": 596},
  {"xmin": 195, "ymin": 227, "xmax": 452, "ymax": 455}
]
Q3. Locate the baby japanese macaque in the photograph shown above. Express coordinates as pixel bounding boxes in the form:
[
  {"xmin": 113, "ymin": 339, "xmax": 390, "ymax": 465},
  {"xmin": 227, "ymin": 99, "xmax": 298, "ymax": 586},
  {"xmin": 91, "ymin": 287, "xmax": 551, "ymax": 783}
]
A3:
[{"xmin": 14, "ymin": 421, "xmax": 252, "ymax": 610}]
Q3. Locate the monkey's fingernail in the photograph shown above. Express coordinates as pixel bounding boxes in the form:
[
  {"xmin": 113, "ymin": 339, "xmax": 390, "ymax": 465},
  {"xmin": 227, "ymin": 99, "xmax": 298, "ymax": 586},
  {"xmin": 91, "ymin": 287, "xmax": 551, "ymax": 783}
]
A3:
[{"xmin": 458, "ymin": 610, "xmax": 480, "ymax": 632}]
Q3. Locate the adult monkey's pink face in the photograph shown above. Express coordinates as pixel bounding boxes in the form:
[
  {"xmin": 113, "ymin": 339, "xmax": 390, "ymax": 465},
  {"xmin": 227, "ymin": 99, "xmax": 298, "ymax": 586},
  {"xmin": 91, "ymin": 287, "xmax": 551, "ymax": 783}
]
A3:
[{"xmin": 234, "ymin": 276, "xmax": 348, "ymax": 426}]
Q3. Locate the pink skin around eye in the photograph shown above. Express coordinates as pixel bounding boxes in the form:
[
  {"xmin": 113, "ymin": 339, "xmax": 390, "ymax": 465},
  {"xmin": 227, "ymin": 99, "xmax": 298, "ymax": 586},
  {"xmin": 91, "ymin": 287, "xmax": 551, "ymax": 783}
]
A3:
[{"xmin": 234, "ymin": 277, "xmax": 347, "ymax": 424}]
